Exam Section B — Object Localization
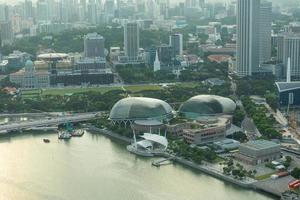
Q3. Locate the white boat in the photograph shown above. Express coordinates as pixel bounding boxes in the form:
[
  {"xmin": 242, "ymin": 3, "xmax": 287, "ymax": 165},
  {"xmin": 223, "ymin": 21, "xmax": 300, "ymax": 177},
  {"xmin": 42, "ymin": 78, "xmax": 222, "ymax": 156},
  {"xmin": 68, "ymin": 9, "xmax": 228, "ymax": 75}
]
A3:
[
  {"xmin": 71, "ymin": 129, "xmax": 85, "ymax": 137},
  {"xmin": 58, "ymin": 131, "xmax": 72, "ymax": 140}
]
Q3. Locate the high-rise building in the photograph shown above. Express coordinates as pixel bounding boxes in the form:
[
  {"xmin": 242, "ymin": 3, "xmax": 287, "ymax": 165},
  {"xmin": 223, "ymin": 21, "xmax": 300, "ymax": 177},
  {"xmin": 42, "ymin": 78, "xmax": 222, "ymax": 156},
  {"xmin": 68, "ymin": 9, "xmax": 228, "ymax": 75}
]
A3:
[
  {"xmin": 259, "ymin": 1, "xmax": 272, "ymax": 64},
  {"xmin": 37, "ymin": 0, "xmax": 49, "ymax": 21},
  {"xmin": 283, "ymin": 34, "xmax": 300, "ymax": 79},
  {"xmin": 124, "ymin": 22, "xmax": 140, "ymax": 62},
  {"xmin": 84, "ymin": 33, "xmax": 105, "ymax": 58},
  {"xmin": 0, "ymin": 22, "xmax": 13, "ymax": 45},
  {"xmin": 0, "ymin": 4, "xmax": 9, "ymax": 22},
  {"xmin": 170, "ymin": 33, "xmax": 183, "ymax": 57},
  {"xmin": 157, "ymin": 44, "xmax": 172, "ymax": 65},
  {"xmin": 276, "ymin": 34, "xmax": 284, "ymax": 63},
  {"xmin": 236, "ymin": 0, "xmax": 260, "ymax": 76},
  {"xmin": 24, "ymin": 0, "xmax": 34, "ymax": 19},
  {"xmin": 87, "ymin": 0, "xmax": 98, "ymax": 24}
]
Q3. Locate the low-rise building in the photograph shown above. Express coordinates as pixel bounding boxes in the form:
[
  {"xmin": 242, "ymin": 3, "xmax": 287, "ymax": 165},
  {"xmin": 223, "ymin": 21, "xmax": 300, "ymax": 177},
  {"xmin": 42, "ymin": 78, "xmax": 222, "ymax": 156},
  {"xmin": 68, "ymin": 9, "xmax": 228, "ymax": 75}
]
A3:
[
  {"xmin": 9, "ymin": 60, "xmax": 50, "ymax": 88},
  {"xmin": 235, "ymin": 140, "xmax": 281, "ymax": 165},
  {"xmin": 213, "ymin": 139, "xmax": 240, "ymax": 151},
  {"xmin": 182, "ymin": 117, "xmax": 231, "ymax": 145}
]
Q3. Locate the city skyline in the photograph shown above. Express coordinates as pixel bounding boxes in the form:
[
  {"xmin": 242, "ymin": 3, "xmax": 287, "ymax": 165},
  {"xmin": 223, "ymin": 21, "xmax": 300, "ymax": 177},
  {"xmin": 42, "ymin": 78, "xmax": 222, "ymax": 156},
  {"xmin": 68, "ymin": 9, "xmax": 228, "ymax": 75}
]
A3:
[{"xmin": 0, "ymin": 0, "xmax": 299, "ymax": 199}]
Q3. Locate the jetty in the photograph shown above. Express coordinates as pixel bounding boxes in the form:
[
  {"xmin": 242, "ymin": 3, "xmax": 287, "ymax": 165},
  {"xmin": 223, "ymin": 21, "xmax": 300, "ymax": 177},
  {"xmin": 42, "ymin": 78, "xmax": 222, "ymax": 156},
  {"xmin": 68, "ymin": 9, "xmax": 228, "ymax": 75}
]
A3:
[{"xmin": 152, "ymin": 156, "xmax": 175, "ymax": 167}]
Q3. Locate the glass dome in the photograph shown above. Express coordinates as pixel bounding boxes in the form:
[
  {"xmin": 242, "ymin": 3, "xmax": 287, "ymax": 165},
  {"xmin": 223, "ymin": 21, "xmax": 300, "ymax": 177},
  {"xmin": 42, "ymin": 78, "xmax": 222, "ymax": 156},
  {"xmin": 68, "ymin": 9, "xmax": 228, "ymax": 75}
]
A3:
[
  {"xmin": 179, "ymin": 95, "xmax": 236, "ymax": 119},
  {"xmin": 109, "ymin": 97, "xmax": 174, "ymax": 121}
]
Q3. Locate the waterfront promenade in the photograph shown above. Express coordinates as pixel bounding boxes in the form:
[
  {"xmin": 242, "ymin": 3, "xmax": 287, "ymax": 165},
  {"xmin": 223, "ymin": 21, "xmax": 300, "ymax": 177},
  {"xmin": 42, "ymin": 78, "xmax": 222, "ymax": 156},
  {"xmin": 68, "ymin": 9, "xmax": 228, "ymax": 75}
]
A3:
[{"xmin": 88, "ymin": 124, "xmax": 286, "ymax": 198}]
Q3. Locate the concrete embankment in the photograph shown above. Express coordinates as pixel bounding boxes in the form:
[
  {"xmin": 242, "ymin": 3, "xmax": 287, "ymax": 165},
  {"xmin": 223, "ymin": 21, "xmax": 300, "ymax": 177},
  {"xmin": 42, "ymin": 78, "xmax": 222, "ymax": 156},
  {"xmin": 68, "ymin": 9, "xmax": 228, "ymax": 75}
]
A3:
[
  {"xmin": 85, "ymin": 125, "xmax": 132, "ymax": 144},
  {"xmin": 86, "ymin": 125, "xmax": 281, "ymax": 198},
  {"xmin": 173, "ymin": 157, "xmax": 254, "ymax": 189}
]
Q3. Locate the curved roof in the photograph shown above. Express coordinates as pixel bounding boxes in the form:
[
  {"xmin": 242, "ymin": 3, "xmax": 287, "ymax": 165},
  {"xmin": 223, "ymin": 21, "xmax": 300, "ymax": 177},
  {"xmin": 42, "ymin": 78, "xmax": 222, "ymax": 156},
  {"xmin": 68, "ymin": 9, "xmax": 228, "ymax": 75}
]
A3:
[
  {"xmin": 37, "ymin": 53, "xmax": 68, "ymax": 60},
  {"xmin": 140, "ymin": 133, "xmax": 168, "ymax": 148},
  {"xmin": 179, "ymin": 95, "xmax": 236, "ymax": 118},
  {"xmin": 109, "ymin": 97, "xmax": 173, "ymax": 121},
  {"xmin": 137, "ymin": 140, "xmax": 153, "ymax": 149}
]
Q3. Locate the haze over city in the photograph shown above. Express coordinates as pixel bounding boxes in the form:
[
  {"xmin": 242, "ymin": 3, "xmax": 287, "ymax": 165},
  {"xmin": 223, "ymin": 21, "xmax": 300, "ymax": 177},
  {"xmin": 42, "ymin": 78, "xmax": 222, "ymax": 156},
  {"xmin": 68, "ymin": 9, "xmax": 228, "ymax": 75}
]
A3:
[{"xmin": 0, "ymin": 0, "xmax": 300, "ymax": 200}]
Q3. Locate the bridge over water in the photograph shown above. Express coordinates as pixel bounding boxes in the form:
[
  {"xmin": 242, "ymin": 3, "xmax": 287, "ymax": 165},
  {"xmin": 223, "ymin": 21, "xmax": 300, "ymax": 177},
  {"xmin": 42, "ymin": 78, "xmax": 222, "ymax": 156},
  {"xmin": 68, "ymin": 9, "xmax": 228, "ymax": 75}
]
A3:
[{"xmin": 0, "ymin": 112, "xmax": 100, "ymax": 133}]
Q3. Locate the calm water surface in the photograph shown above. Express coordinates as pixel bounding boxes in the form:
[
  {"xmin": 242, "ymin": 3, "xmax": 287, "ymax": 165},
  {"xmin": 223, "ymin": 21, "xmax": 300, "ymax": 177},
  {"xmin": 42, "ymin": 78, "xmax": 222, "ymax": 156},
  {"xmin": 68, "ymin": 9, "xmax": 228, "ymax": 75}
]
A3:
[{"xmin": 0, "ymin": 132, "xmax": 275, "ymax": 200}]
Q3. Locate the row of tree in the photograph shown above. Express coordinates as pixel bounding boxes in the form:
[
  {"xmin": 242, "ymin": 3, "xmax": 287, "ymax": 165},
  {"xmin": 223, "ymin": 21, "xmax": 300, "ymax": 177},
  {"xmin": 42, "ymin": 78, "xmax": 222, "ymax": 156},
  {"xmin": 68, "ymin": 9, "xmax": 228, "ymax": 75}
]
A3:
[
  {"xmin": 241, "ymin": 96, "xmax": 281, "ymax": 140},
  {"xmin": 169, "ymin": 140, "xmax": 217, "ymax": 164}
]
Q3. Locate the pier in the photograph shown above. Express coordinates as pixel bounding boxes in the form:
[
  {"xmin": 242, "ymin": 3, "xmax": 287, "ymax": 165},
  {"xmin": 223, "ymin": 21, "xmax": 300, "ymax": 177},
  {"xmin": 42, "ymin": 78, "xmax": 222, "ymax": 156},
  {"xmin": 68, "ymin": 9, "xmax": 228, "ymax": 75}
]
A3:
[{"xmin": 152, "ymin": 157, "xmax": 175, "ymax": 167}]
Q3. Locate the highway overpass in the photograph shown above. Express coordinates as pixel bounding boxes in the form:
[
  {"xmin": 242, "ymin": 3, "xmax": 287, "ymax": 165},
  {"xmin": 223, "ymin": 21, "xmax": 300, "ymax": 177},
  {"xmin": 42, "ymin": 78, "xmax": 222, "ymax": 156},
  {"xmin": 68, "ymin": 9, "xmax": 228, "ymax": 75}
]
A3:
[{"xmin": 0, "ymin": 113, "xmax": 100, "ymax": 133}]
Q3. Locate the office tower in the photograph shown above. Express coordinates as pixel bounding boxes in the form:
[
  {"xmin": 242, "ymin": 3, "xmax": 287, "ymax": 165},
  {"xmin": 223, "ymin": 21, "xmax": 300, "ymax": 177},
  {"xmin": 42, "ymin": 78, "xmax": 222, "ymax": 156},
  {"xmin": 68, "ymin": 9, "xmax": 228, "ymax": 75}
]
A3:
[
  {"xmin": 87, "ymin": 0, "xmax": 98, "ymax": 24},
  {"xmin": 199, "ymin": 0, "xmax": 205, "ymax": 8},
  {"xmin": 24, "ymin": 0, "xmax": 34, "ymax": 19},
  {"xmin": 157, "ymin": 44, "xmax": 172, "ymax": 65},
  {"xmin": 37, "ymin": 0, "xmax": 49, "ymax": 21},
  {"xmin": 0, "ymin": 22, "xmax": 13, "ymax": 45},
  {"xmin": 124, "ymin": 22, "xmax": 140, "ymax": 62},
  {"xmin": 283, "ymin": 34, "xmax": 300, "ymax": 79},
  {"xmin": 104, "ymin": 0, "xmax": 115, "ymax": 14},
  {"xmin": 236, "ymin": 0, "xmax": 260, "ymax": 76},
  {"xmin": 0, "ymin": 4, "xmax": 9, "ymax": 22},
  {"xmin": 276, "ymin": 34, "xmax": 284, "ymax": 63},
  {"xmin": 84, "ymin": 33, "xmax": 105, "ymax": 58},
  {"xmin": 169, "ymin": 33, "xmax": 183, "ymax": 57},
  {"xmin": 185, "ymin": 0, "xmax": 199, "ymax": 8},
  {"xmin": 46, "ymin": 0, "xmax": 56, "ymax": 21},
  {"xmin": 259, "ymin": 1, "xmax": 272, "ymax": 63}
]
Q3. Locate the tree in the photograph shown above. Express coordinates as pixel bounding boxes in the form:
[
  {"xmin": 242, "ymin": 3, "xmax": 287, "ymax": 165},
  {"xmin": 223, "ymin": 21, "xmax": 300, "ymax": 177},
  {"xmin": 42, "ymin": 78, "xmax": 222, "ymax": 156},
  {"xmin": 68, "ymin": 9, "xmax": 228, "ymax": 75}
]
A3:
[
  {"xmin": 291, "ymin": 168, "xmax": 300, "ymax": 179},
  {"xmin": 265, "ymin": 92, "xmax": 278, "ymax": 111},
  {"xmin": 232, "ymin": 108, "xmax": 245, "ymax": 127},
  {"xmin": 231, "ymin": 131, "xmax": 247, "ymax": 143}
]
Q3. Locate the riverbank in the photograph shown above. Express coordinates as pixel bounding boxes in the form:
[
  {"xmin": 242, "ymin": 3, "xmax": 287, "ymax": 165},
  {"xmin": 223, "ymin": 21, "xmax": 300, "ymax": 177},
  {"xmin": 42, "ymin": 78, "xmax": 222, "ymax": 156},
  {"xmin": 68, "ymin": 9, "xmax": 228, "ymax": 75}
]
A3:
[
  {"xmin": 85, "ymin": 125, "xmax": 132, "ymax": 144},
  {"xmin": 86, "ymin": 125, "xmax": 280, "ymax": 195},
  {"xmin": 86, "ymin": 125, "xmax": 284, "ymax": 199}
]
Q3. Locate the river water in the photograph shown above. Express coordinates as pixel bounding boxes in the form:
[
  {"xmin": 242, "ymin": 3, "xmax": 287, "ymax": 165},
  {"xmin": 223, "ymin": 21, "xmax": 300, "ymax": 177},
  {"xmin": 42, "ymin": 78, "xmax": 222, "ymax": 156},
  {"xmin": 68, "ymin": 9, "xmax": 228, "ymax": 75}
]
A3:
[{"xmin": 0, "ymin": 132, "xmax": 275, "ymax": 200}]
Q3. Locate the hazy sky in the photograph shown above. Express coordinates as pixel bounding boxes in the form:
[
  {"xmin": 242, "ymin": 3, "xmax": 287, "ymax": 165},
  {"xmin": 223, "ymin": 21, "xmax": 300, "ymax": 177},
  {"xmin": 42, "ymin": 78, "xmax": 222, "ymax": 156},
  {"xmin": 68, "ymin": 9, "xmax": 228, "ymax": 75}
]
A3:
[
  {"xmin": 0, "ymin": 0, "xmax": 227, "ymax": 5},
  {"xmin": 0, "ymin": 0, "xmax": 298, "ymax": 6}
]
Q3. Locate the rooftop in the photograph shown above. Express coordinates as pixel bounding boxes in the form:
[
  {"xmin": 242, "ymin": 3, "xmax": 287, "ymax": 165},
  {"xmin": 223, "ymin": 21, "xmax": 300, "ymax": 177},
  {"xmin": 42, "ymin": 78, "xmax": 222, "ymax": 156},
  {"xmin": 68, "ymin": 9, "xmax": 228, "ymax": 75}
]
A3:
[
  {"xmin": 275, "ymin": 81, "xmax": 300, "ymax": 92},
  {"xmin": 242, "ymin": 140, "xmax": 280, "ymax": 150}
]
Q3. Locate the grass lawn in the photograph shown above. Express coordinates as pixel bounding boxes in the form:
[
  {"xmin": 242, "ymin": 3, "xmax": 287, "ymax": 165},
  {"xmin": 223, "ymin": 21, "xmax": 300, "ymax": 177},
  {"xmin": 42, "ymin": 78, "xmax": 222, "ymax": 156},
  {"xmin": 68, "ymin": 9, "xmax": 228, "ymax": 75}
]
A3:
[
  {"xmin": 124, "ymin": 85, "xmax": 161, "ymax": 92},
  {"xmin": 21, "ymin": 85, "xmax": 163, "ymax": 98},
  {"xmin": 255, "ymin": 172, "xmax": 275, "ymax": 180},
  {"xmin": 176, "ymin": 82, "xmax": 201, "ymax": 88},
  {"xmin": 42, "ymin": 87, "xmax": 122, "ymax": 96}
]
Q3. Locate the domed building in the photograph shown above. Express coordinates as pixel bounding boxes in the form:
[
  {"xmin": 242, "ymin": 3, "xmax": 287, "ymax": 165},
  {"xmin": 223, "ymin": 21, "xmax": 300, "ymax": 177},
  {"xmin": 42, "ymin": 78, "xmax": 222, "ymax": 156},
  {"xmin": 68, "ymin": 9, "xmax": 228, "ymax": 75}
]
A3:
[
  {"xmin": 179, "ymin": 95, "xmax": 236, "ymax": 119},
  {"xmin": 10, "ymin": 60, "xmax": 50, "ymax": 88},
  {"xmin": 109, "ymin": 97, "xmax": 174, "ymax": 125}
]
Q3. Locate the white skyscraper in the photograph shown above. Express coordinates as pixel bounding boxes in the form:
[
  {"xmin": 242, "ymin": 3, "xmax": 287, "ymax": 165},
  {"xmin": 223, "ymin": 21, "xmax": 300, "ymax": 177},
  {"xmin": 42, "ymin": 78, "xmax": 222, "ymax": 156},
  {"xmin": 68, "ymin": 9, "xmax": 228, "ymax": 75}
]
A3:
[
  {"xmin": 154, "ymin": 51, "xmax": 161, "ymax": 72},
  {"xmin": 124, "ymin": 22, "xmax": 140, "ymax": 62},
  {"xmin": 236, "ymin": 0, "xmax": 260, "ymax": 76}
]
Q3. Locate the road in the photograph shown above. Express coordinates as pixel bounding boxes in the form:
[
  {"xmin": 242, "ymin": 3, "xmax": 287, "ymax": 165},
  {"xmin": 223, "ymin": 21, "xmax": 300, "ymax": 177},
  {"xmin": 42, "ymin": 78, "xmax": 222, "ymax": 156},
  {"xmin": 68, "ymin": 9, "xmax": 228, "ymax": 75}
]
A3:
[
  {"xmin": 241, "ymin": 117, "xmax": 261, "ymax": 140},
  {"xmin": 0, "ymin": 112, "xmax": 100, "ymax": 132}
]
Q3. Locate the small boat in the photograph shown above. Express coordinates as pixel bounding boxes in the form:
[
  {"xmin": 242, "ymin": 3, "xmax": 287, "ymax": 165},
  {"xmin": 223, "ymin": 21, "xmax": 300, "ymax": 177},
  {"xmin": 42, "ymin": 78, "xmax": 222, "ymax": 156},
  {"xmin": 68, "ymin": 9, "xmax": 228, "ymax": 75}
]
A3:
[
  {"xmin": 71, "ymin": 129, "xmax": 85, "ymax": 137},
  {"xmin": 43, "ymin": 139, "xmax": 50, "ymax": 143},
  {"xmin": 58, "ymin": 131, "xmax": 72, "ymax": 140}
]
